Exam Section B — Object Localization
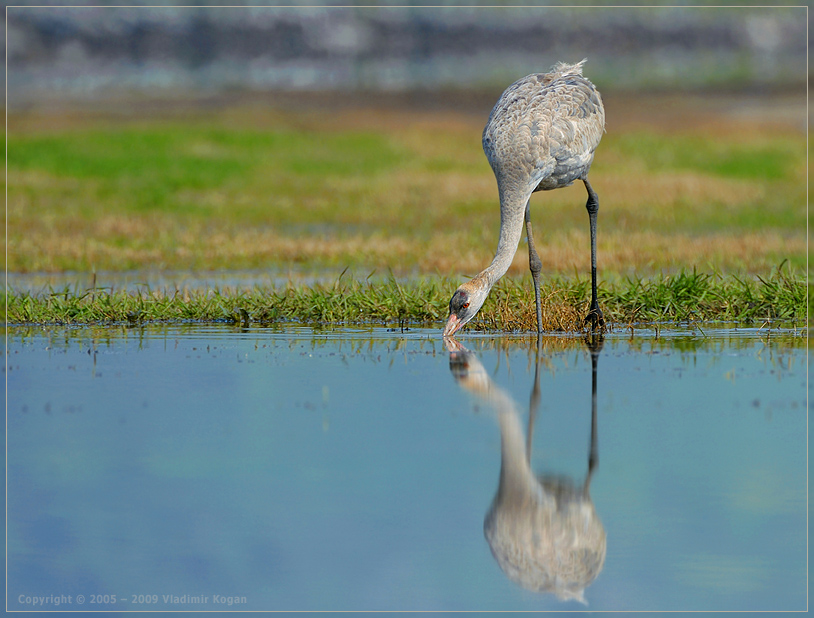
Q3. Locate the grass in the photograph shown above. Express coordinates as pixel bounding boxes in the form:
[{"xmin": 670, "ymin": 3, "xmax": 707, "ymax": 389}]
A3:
[
  {"xmin": 7, "ymin": 93, "xmax": 807, "ymax": 275},
  {"xmin": 5, "ymin": 92, "xmax": 808, "ymax": 329},
  {"xmin": 4, "ymin": 266, "xmax": 807, "ymax": 330}
]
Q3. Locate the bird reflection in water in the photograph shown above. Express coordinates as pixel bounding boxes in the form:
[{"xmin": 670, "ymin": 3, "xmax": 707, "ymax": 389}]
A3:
[{"xmin": 446, "ymin": 335, "xmax": 605, "ymax": 604}]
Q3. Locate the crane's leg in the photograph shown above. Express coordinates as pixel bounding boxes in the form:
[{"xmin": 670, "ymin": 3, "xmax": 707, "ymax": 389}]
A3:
[
  {"xmin": 583, "ymin": 178, "xmax": 605, "ymax": 332},
  {"xmin": 524, "ymin": 201, "xmax": 543, "ymax": 334}
]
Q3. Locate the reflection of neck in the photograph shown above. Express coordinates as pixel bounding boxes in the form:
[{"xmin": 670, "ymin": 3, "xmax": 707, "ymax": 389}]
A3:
[{"xmin": 495, "ymin": 408, "xmax": 542, "ymax": 507}]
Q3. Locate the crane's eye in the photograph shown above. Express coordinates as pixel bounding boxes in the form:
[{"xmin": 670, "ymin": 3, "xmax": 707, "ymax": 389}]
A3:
[{"xmin": 462, "ymin": 302, "xmax": 470, "ymax": 309}]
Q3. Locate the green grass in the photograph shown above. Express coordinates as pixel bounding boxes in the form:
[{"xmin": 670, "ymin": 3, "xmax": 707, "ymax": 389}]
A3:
[
  {"xmin": 8, "ymin": 125, "xmax": 405, "ymax": 217},
  {"xmin": 610, "ymin": 132, "xmax": 804, "ymax": 182},
  {"xmin": 5, "ymin": 267, "xmax": 807, "ymax": 330}
]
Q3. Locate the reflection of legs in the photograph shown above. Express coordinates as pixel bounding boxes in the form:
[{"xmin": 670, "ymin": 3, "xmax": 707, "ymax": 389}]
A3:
[
  {"xmin": 525, "ymin": 201, "xmax": 543, "ymax": 334},
  {"xmin": 584, "ymin": 332, "xmax": 603, "ymax": 491},
  {"xmin": 526, "ymin": 336, "xmax": 543, "ymax": 464},
  {"xmin": 583, "ymin": 178, "xmax": 604, "ymax": 332}
]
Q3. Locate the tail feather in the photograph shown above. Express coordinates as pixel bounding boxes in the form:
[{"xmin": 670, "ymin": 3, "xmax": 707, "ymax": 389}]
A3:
[{"xmin": 550, "ymin": 58, "xmax": 587, "ymax": 77}]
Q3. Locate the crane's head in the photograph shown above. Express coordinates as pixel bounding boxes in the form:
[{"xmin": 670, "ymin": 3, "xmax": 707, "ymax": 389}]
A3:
[{"xmin": 443, "ymin": 280, "xmax": 489, "ymax": 338}]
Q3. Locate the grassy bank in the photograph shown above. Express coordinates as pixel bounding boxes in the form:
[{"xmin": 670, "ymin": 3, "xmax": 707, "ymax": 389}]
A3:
[{"xmin": 5, "ymin": 267, "xmax": 806, "ymax": 331}]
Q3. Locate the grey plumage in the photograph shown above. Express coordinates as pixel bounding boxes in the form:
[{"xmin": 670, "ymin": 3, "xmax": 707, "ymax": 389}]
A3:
[
  {"xmin": 444, "ymin": 60, "xmax": 606, "ymax": 337},
  {"xmin": 483, "ymin": 59, "xmax": 604, "ymax": 193}
]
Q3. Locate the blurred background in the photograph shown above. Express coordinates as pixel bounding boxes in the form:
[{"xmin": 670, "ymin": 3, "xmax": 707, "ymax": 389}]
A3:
[
  {"xmin": 5, "ymin": 3, "xmax": 808, "ymax": 284},
  {"xmin": 7, "ymin": 3, "xmax": 808, "ymax": 107}
]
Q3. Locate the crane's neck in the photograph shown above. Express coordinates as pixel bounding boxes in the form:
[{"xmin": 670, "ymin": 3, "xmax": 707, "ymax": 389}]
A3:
[{"xmin": 473, "ymin": 188, "xmax": 529, "ymax": 291}]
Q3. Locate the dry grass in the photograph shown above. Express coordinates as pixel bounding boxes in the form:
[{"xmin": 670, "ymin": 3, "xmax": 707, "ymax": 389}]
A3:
[
  {"xmin": 9, "ymin": 212, "xmax": 803, "ymax": 278},
  {"xmin": 5, "ymin": 91, "xmax": 807, "ymax": 280}
]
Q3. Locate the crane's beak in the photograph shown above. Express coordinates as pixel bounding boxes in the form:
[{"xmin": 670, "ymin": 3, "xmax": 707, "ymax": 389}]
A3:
[{"xmin": 443, "ymin": 313, "xmax": 462, "ymax": 338}]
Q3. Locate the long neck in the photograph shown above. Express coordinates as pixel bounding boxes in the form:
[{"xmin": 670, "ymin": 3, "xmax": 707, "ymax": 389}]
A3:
[{"xmin": 475, "ymin": 187, "xmax": 529, "ymax": 289}]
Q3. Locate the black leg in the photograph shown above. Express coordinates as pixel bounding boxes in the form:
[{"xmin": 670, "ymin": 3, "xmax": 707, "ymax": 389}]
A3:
[
  {"xmin": 524, "ymin": 201, "xmax": 543, "ymax": 334},
  {"xmin": 583, "ymin": 178, "xmax": 604, "ymax": 332}
]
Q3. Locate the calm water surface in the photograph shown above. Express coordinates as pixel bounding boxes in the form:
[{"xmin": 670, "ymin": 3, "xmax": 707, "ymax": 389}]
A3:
[{"xmin": 5, "ymin": 324, "xmax": 808, "ymax": 611}]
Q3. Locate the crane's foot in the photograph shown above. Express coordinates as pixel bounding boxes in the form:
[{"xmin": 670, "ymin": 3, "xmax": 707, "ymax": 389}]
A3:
[{"xmin": 584, "ymin": 305, "xmax": 605, "ymax": 333}]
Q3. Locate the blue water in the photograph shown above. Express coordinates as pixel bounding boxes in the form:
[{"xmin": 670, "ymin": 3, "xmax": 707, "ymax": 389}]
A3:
[{"xmin": 5, "ymin": 325, "xmax": 808, "ymax": 611}]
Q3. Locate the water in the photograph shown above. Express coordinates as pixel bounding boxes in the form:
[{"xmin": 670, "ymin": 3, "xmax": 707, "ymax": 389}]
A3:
[
  {"xmin": 6, "ymin": 268, "xmax": 331, "ymax": 296},
  {"xmin": 5, "ymin": 324, "xmax": 808, "ymax": 611}
]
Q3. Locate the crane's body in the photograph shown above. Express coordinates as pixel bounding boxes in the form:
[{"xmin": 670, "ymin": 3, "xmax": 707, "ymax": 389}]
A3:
[
  {"xmin": 483, "ymin": 61, "xmax": 604, "ymax": 193},
  {"xmin": 444, "ymin": 60, "xmax": 605, "ymax": 337}
]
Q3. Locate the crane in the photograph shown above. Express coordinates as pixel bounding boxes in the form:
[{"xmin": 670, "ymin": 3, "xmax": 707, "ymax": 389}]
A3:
[{"xmin": 443, "ymin": 60, "xmax": 605, "ymax": 337}]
